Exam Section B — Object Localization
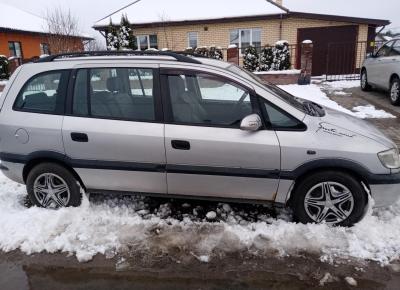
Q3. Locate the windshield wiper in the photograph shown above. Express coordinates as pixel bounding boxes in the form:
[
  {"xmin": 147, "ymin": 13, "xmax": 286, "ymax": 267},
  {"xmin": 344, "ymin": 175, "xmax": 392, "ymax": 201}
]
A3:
[{"xmin": 303, "ymin": 101, "xmax": 325, "ymax": 117}]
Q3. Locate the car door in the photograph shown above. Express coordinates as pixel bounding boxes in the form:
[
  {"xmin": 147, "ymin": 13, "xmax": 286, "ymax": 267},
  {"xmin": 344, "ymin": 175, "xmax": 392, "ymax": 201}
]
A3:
[
  {"xmin": 387, "ymin": 40, "xmax": 400, "ymax": 89},
  {"xmin": 369, "ymin": 41, "xmax": 394, "ymax": 88},
  {"xmin": 62, "ymin": 65, "xmax": 167, "ymax": 194},
  {"xmin": 161, "ymin": 68, "xmax": 281, "ymax": 201}
]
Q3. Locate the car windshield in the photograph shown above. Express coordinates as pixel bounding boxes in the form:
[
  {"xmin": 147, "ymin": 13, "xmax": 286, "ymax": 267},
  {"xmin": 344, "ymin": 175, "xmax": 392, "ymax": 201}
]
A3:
[{"xmin": 227, "ymin": 64, "xmax": 306, "ymax": 112}]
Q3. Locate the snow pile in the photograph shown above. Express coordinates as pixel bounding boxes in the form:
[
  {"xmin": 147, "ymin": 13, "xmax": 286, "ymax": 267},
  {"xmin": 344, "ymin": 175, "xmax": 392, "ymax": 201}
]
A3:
[
  {"xmin": 279, "ymin": 84, "xmax": 355, "ymax": 115},
  {"xmin": 279, "ymin": 83, "xmax": 396, "ymax": 119},
  {"xmin": 0, "ymin": 173, "xmax": 400, "ymax": 265},
  {"xmin": 353, "ymin": 105, "xmax": 396, "ymax": 119}
]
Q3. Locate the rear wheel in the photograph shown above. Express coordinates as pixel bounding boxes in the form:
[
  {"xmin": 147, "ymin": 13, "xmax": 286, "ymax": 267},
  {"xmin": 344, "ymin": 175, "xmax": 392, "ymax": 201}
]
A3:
[
  {"xmin": 292, "ymin": 171, "xmax": 368, "ymax": 227},
  {"xmin": 361, "ymin": 69, "xmax": 371, "ymax": 91},
  {"xmin": 26, "ymin": 163, "xmax": 82, "ymax": 209},
  {"xmin": 390, "ymin": 77, "xmax": 400, "ymax": 106}
]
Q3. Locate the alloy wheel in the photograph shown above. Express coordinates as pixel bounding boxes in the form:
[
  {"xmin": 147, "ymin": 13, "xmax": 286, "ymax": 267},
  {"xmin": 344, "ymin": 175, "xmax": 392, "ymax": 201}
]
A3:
[
  {"xmin": 304, "ymin": 182, "xmax": 354, "ymax": 225},
  {"xmin": 391, "ymin": 81, "xmax": 400, "ymax": 103},
  {"xmin": 33, "ymin": 173, "xmax": 71, "ymax": 209},
  {"xmin": 361, "ymin": 72, "xmax": 367, "ymax": 89}
]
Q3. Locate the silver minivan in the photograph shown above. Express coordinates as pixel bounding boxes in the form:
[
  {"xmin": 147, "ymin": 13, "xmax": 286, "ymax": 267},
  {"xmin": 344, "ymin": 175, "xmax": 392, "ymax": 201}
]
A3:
[
  {"xmin": 1, "ymin": 51, "xmax": 399, "ymax": 226},
  {"xmin": 361, "ymin": 38, "xmax": 400, "ymax": 105}
]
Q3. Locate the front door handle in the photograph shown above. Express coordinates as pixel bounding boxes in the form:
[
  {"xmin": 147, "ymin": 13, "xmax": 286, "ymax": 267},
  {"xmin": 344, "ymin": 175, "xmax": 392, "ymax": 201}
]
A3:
[
  {"xmin": 171, "ymin": 140, "xmax": 191, "ymax": 150},
  {"xmin": 71, "ymin": 132, "xmax": 89, "ymax": 143}
]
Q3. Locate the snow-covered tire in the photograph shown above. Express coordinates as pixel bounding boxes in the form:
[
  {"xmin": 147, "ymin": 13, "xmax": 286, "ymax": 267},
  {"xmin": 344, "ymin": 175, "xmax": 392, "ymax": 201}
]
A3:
[
  {"xmin": 26, "ymin": 163, "xmax": 82, "ymax": 209},
  {"xmin": 361, "ymin": 69, "xmax": 372, "ymax": 91},
  {"xmin": 292, "ymin": 171, "xmax": 367, "ymax": 227},
  {"xmin": 390, "ymin": 77, "xmax": 400, "ymax": 106}
]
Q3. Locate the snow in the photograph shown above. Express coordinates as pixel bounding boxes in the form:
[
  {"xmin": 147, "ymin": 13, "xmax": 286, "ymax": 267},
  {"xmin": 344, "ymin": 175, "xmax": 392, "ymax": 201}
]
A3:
[
  {"xmin": 0, "ymin": 2, "xmax": 47, "ymax": 34},
  {"xmin": 345, "ymin": 277, "xmax": 358, "ymax": 287},
  {"xmin": 280, "ymin": 82, "xmax": 396, "ymax": 119},
  {"xmin": 254, "ymin": 69, "xmax": 301, "ymax": 75},
  {"xmin": 302, "ymin": 40, "xmax": 313, "ymax": 44},
  {"xmin": 94, "ymin": 0, "xmax": 286, "ymax": 27},
  {"xmin": 352, "ymin": 105, "xmax": 396, "ymax": 119},
  {"xmin": 1, "ymin": 171, "xmax": 400, "ymax": 265}
]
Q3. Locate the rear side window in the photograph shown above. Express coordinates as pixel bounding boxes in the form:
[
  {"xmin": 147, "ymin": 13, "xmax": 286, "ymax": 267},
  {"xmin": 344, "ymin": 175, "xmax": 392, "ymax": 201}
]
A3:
[
  {"xmin": 72, "ymin": 68, "xmax": 155, "ymax": 121},
  {"xmin": 14, "ymin": 70, "xmax": 69, "ymax": 114}
]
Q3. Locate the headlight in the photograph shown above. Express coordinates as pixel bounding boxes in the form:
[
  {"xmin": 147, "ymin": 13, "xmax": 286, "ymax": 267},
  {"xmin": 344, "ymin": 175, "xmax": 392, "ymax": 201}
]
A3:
[{"xmin": 378, "ymin": 148, "xmax": 400, "ymax": 169}]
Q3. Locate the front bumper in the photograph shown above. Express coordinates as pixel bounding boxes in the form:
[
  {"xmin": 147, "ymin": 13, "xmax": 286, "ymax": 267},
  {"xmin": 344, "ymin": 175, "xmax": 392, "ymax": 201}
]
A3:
[{"xmin": 368, "ymin": 172, "xmax": 400, "ymax": 207}]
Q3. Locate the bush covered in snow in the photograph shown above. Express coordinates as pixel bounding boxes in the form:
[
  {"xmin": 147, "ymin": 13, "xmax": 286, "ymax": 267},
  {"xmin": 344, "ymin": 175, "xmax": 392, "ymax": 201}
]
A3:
[
  {"xmin": 243, "ymin": 46, "xmax": 259, "ymax": 72},
  {"xmin": 0, "ymin": 55, "xmax": 9, "ymax": 80},
  {"xmin": 272, "ymin": 40, "xmax": 291, "ymax": 71},
  {"xmin": 192, "ymin": 46, "xmax": 224, "ymax": 60},
  {"xmin": 209, "ymin": 46, "xmax": 224, "ymax": 60},
  {"xmin": 107, "ymin": 14, "xmax": 137, "ymax": 51},
  {"xmin": 259, "ymin": 47, "xmax": 274, "ymax": 71},
  {"xmin": 194, "ymin": 46, "xmax": 210, "ymax": 58}
]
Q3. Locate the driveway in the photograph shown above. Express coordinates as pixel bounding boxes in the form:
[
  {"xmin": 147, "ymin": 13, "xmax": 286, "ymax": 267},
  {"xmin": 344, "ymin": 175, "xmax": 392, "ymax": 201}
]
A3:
[{"xmin": 328, "ymin": 87, "xmax": 400, "ymax": 147}]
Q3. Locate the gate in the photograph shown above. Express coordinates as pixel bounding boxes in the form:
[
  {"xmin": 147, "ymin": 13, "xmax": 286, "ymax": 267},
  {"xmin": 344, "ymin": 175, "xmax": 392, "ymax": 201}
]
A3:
[{"xmin": 325, "ymin": 41, "xmax": 379, "ymax": 81}]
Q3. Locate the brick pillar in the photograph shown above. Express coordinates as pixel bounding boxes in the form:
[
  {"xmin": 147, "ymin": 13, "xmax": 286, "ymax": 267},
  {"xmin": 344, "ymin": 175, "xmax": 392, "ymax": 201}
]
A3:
[
  {"xmin": 227, "ymin": 45, "xmax": 239, "ymax": 65},
  {"xmin": 8, "ymin": 57, "xmax": 22, "ymax": 76},
  {"xmin": 299, "ymin": 40, "xmax": 313, "ymax": 85}
]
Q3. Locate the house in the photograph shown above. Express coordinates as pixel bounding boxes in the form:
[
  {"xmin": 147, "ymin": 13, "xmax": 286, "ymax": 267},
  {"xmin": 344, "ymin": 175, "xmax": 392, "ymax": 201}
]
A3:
[
  {"xmin": 0, "ymin": 3, "xmax": 91, "ymax": 63},
  {"xmin": 93, "ymin": 0, "xmax": 390, "ymax": 76}
]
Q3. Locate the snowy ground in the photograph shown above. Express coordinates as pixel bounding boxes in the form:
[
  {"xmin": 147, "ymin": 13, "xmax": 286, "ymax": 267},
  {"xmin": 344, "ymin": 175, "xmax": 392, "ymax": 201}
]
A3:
[
  {"xmin": 279, "ymin": 81, "xmax": 396, "ymax": 119},
  {"xmin": 0, "ymin": 80, "xmax": 400, "ymax": 266}
]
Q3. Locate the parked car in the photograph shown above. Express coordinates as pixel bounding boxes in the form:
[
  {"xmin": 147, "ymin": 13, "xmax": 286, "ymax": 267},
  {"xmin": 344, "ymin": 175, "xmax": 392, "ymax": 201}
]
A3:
[
  {"xmin": 361, "ymin": 39, "xmax": 400, "ymax": 105},
  {"xmin": 0, "ymin": 51, "xmax": 399, "ymax": 227}
]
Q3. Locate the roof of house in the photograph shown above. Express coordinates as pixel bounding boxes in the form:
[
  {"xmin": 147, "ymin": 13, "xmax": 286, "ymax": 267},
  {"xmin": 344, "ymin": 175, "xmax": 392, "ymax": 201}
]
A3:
[
  {"xmin": 93, "ymin": 0, "xmax": 390, "ymax": 29},
  {"xmin": 0, "ymin": 2, "xmax": 92, "ymax": 39},
  {"xmin": 93, "ymin": 0, "xmax": 286, "ymax": 28}
]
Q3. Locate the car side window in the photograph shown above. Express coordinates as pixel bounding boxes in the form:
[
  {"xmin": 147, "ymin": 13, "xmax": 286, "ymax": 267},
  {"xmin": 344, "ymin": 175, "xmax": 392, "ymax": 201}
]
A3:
[
  {"xmin": 72, "ymin": 68, "xmax": 155, "ymax": 121},
  {"xmin": 376, "ymin": 41, "xmax": 393, "ymax": 57},
  {"xmin": 263, "ymin": 100, "xmax": 305, "ymax": 130},
  {"xmin": 167, "ymin": 72, "xmax": 253, "ymax": 126},
  {"xmin": 14, "ymin": 70, "xmax": 69, "ymax": 114},
  {"xmin": 389, "ymin": 40, "xmax": 400, "ymax": 56}
]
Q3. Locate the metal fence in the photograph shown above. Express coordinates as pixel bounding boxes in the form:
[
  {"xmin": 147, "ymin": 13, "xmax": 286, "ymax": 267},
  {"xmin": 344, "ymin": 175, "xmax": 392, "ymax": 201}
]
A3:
[{"xmin": 325, "ymin": 41, "xmax": 385, "ymax": 81}]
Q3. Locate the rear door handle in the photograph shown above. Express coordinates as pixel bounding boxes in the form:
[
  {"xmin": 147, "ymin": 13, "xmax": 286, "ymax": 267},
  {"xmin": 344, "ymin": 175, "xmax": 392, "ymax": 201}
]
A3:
[
  {"xmin": 71, "ymin": 132, "xmax": 88, "ymax": 143},
  {"xmin": 171, "ymin": 140, "xmax": 190, "ymax": 150}
]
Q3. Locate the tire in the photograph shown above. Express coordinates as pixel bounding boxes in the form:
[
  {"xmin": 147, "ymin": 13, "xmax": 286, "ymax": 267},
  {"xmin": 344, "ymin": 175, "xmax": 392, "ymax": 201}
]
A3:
[
  {"xmin": 389, "ymin": 77, "xmax": 400, "ymax": 106},
  {"xmin": 26, "ymin": 163, "xmax": 82, "ymax": 209},
  {"xmin": 360, "ymin": 69, "xmax": 372, "ymax": 91},
  {"xmin": 292, "ymin": 171, "xmax": 368, "ymax": 227}
]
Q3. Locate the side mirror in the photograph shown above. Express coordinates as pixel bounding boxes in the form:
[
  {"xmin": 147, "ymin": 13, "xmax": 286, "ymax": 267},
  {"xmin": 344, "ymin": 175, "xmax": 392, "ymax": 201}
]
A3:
[{"xmin": 240, "ymin": 114, "xmax": 262, "ymax": 132}]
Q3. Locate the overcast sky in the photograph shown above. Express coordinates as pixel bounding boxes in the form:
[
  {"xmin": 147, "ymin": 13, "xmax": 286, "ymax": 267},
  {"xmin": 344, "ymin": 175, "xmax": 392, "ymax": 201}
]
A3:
[{"xmin": 1, "ymin": 0, "xmax": 399, "ymax": 40}]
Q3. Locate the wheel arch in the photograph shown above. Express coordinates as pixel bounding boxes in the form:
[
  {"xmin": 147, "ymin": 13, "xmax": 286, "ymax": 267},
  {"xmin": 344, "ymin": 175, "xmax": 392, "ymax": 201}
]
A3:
[
  {"xmin": 285, "ymin": 160, "xmax": 371, "ymax": 207},
  {"xmin": 390, "ymin": 73, "xmax": 399, "ymax": 85},
  {"xmin": 22, "ymin": 152, "xmax": 86, "ymax": 191}
]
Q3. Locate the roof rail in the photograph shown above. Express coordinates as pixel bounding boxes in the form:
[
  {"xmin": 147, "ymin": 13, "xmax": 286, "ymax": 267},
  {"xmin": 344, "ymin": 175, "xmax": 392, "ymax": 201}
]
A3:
[{"xmin": 35, "ymin": 50, "xmax": 203, "ymax": 64}]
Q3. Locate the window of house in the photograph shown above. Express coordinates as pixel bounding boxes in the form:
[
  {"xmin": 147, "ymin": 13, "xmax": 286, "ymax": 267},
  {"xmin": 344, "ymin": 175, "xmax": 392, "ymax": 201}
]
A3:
[
  {"xmin": 137, "ymin": 35, "xmax": 158, "ymax": 50},
  {"xmin": 14, "ymin": 70, "xmax": 69, "ymax": 114},
  {"xmin": 230, "ymin": 28, "xmax": 262, "ymax": 53},
  {"xmin": 72, "ymin": 68, "xmax": 155, "ymax": 121},
  {"xmin": 40, "ymin": 43, "xmax": 50, "ymax": 55},
  {"xmin": 8, "ymin": 41, "xmax": 22, "ymax": 58},
  {"xmin": 187, "ymin": 32, "xmax": 198, "ymax": 49},
  {"xmin": 167, "ymin": 72, "xmax": 252, "ymax": 126}
]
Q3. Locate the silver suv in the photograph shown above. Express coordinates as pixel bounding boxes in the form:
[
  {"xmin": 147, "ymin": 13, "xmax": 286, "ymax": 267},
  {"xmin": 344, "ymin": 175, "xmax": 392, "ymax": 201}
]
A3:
[
  {"xmin": 1, "ymin": 51, "xmax": 399, "ymax": 226},
  {"xmin": 361, "ymin": 39, "xmax": 400, "ymax": 105}
]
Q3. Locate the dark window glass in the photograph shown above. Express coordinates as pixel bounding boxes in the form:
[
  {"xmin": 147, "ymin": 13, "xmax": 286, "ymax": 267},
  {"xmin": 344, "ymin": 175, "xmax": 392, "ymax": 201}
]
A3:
[
  {"xmin": 377, "ymin": 41, "xmax": 393, "ymax": 57},
  {"xmin": 72, "ymin": 68, "xmax": 155, "ymax": 121},
  {"xmin": 263, "ymin": 101, "xmax": 304, "ymax": 130},
  {"xmin": 40, "ymin": 43, "xmax": 50, "ymax": 55},
  {"xmin": 149, "ymin": 35, "xmax": 158, "ymax": 49},
  {"xmin": 389, "ymin": 40, "xmax": 400, "ymax": 56},
  {"xmin": 14, "ymin": 71, "xmax": 68, "ymax": 113},
  {"xmin": 168, "ymin": 73, "xmax": 252, "ymax": 126},
  {"xmin": 8, "ymin": 41, "xmax": 22, "ymax": 58}
]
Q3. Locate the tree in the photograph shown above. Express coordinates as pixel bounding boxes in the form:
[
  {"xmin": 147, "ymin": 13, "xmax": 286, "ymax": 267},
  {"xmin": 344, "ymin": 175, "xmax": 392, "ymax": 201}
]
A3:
[
  {"xmin": 45, "ymin": 7, "xmax": 81, "ymax": 54},
  {"xmin": 272, "ymin": 41, "xmax": 291, "ymax": 71},
  {"xmin": 0, "ymin": 55, "xmax": 9, "ymax": 80},
  {"xmin": 194, "ymin": 47, "xmax": 209, "ymax": 57},
  {"xmin": 259, "ymin": 47, "xmax": 274, "ymax": 71},
  {"xmin": 107, "ymin": 15, "xmax": 137, "ymax": 51},
  {"xmin": 209, "ymin": 46, "xmax": 224, "ymax": 60},
  {"xmin": 243, "ymin": 46, "xmax": 259, "ymax": 72}
]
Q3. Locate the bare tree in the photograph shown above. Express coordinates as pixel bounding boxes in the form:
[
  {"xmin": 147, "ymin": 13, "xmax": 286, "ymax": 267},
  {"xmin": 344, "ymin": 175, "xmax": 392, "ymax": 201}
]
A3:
[
  {"xmin": 85, "ymin": 36, "xmax": 107, "ymax": 51},
  {"xmin": 45, "ymin": 7, "xmax": 82, "ymax": 54}
]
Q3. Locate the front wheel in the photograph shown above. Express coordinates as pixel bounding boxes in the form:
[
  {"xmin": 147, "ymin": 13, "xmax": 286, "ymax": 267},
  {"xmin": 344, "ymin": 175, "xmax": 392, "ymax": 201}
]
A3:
[
  {"xmin": 292, "ymin": 171, "xmax": 368, "ymax": 227},
  {"xmin": 26, "ymin": 163, "xmax": 82, "ymax": 209},
  {"xmin": 361, "ymin": 69, "xmax": 371, "ymax": 91},
  {"xmin": 390, "ymin": 77, "xmax": 400, "ymax": 106}
]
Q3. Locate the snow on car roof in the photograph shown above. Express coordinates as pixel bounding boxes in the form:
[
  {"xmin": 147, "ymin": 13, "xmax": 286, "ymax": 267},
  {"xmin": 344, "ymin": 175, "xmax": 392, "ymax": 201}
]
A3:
[{"xmin": 94, "ymin": 0, "xmax": 287, "ymax": 27}]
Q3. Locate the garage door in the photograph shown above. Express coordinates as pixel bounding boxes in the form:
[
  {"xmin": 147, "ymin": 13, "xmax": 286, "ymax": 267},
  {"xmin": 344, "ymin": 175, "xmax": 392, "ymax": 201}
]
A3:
[{"xmin": 297, "ymin": 25, "xmax": 358, "ymax": 76}]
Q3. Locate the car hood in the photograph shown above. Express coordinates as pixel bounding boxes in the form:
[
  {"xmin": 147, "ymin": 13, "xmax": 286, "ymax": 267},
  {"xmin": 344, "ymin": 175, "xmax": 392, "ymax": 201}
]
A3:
[{"xmin": 319, "ymin": 108, "xmax": 396, "ymax": 149}]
